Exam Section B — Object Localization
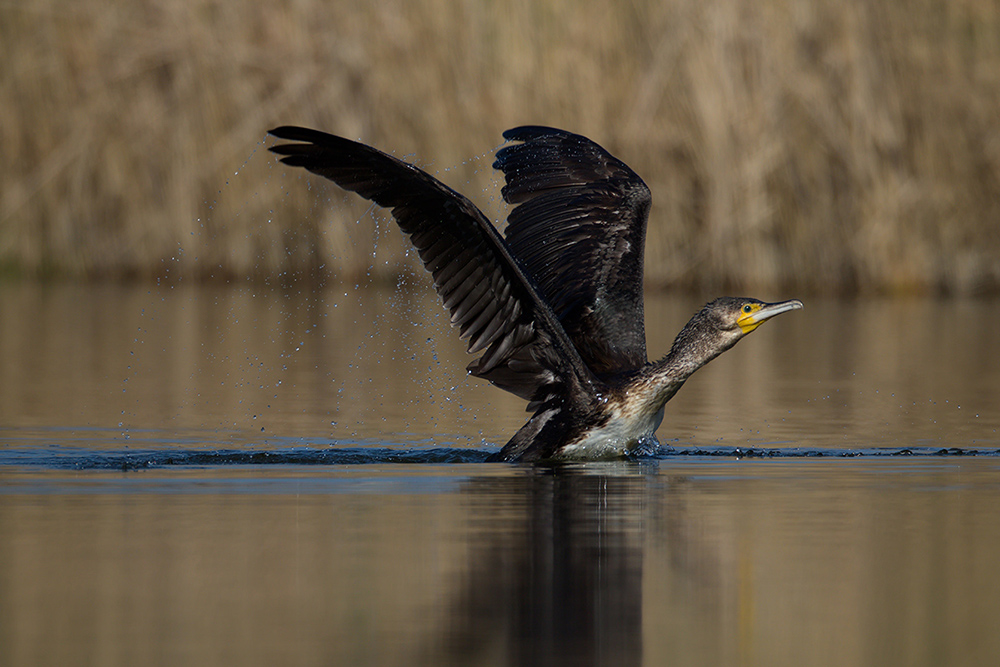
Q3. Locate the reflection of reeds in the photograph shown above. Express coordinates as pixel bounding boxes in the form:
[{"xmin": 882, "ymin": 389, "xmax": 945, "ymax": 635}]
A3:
[{"xmin": 2, "ymin": 0, "xmax": 998, "ymax": 293}]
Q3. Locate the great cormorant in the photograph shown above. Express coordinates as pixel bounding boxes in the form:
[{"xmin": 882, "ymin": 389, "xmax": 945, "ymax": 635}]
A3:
[{"xmin": 269, "ymin": 126, "xmax": 802, "ymax": 462}]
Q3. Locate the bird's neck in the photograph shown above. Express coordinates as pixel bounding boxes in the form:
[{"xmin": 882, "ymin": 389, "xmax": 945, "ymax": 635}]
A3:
[{"xmin": 620, "ymin": 328, "xmax": 732, "ymax": 417}]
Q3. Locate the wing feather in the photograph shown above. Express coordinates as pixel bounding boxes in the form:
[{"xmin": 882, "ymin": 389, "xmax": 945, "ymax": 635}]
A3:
[
  {"xmin": 494, "ymin": 126, "xmax": 652, "ymax": 376},
  {"xmin": 269, "ymin": 126, "xmax": 598, "ymax": 408}
]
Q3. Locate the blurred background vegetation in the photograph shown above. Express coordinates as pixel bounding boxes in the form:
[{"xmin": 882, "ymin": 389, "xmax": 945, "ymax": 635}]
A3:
[{"xmin": 2, "ymin": 0, "xmax": 998, "ymax": 293}]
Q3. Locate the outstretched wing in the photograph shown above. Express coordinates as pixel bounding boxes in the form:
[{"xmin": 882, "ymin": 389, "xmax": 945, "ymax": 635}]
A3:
[
  {"xmin": 494, "ymin": 127, "xmax": 651, "ymax": 376},
  {"xmin": 268, "ymin": 126, "xmax": 597, "ymax": 411}
]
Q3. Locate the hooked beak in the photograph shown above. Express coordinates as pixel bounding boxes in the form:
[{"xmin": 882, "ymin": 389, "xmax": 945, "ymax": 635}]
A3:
[{"xmin": 737, "ymin": 299, "xmax": 803, "ymax": 334}]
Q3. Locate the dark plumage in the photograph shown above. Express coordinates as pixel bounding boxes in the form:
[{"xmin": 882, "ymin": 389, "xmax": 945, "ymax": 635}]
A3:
[{"xmin": 269, "ymin": 126, "xmax": 802, "ymax": 461}]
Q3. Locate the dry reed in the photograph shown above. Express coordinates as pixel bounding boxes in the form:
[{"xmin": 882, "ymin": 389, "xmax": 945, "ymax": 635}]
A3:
[{"xmin": 2, "ymin": 0, "xmax": 999, "ymax": 293}]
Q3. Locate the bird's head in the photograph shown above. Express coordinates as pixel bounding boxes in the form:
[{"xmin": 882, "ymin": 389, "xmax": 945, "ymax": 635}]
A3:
[{"xmin": 667, "ymin": 297, "xmax": 803, "ymax": 374}]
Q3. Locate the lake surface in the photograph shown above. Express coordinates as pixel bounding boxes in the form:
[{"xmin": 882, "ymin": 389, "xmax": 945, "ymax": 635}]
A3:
[{"xmin": 2, "ymin": 282, "xmax": 1000, "ymax": 666}]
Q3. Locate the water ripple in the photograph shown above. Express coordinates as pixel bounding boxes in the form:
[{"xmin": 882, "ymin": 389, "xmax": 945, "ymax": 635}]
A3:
[{"xmin": 1, "ymin": 443, "xmax": 998, "ymax": 470}]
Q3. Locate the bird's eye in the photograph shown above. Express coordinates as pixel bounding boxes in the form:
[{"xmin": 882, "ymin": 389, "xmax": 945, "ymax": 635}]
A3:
[{"xmin": 742, "ymin": 304, "xmax": 753, "ymax": 313}]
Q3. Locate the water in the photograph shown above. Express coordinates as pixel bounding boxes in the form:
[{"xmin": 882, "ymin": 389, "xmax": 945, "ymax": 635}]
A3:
[{"xmin": 2, "ymin": 282, "xmax": 1000, "ymax": 665}]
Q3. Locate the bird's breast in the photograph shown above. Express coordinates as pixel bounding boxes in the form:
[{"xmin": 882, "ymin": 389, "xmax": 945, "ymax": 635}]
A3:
[{"xmin": 554, "ymin": 400, "xmax": 664, "ymax": 459}]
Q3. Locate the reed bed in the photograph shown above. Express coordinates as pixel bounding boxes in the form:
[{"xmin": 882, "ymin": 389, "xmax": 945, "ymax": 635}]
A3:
[{"xmin": 2, "ymin": 0, "xmax": 998, "ymax": 293}]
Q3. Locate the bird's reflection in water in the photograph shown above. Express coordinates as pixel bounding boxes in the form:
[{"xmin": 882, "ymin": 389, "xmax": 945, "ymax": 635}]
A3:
[{"xmin": 428, "ymin": 464, "xmax": 651, "ymax": 667}]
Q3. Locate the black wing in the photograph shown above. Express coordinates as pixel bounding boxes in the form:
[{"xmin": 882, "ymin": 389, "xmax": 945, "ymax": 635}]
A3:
[
  {"xmin": 494, "ymin": 127, "xmax": 651, "ymax": 376},
  {"xmin": 268, "ymin": 126, "xmax": 597, "ymax": 411}
]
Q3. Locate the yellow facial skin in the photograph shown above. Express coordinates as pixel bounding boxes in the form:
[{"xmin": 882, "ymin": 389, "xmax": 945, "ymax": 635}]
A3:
[
  {"xmin": 736, "ymin": 300, "xmax": 804, "ymax": 334},
  {"xmin": 736, "ymin": 303, "xmax": 765, "ymax": 334}
]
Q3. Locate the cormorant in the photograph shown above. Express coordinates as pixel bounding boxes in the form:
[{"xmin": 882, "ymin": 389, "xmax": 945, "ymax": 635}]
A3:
[{"xmin": 269, "ymin": 126, "xmax": 802, "ymax": 462}]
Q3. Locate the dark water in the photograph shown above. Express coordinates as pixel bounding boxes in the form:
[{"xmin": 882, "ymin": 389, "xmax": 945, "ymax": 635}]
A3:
[{"xmin": 2, "ymin": 283, "xmax": 1000, "ymax": 666}]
